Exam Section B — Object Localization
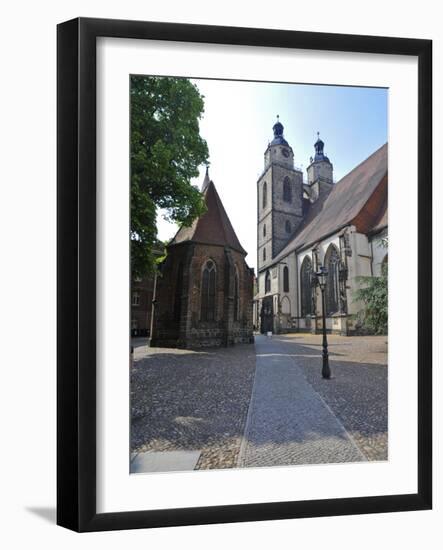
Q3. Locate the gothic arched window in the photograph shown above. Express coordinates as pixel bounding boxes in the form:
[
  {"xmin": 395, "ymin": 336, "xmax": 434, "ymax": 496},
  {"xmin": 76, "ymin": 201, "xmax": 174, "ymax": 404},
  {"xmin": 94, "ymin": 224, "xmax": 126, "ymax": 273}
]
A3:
[
  {"xmin": 234, "ymin": 266, "xmax": 240, "ymax": 321},
  {"xmin": 263, "ymin": 224, "xmax": 266, "ymax": 237},
  {"xmin": 262, "ymin": 181, "xmax": 267, "ymax": 209},
  {"xmin": 285, "ymin": 220, "xmax": 291, "ymax": 233},
  {"xmin": 265, "ymin": 270, "xmax": 271, "ymax": 293},
  {"xmin": 283, "ymin": 177, "xmax": 292, "ymax": 203},
  {"xmin": 201, "ymin": 260, "xmax": 216, "ymax": 321},
  {"xmin": 300, "ymin": 256, "xmax": 313, "ymax": 316},
  {"xmin": 281, "ymin": 296, "xmax": 291, "ymax": 314},
  {"xmin": 283, "ymin": 266, "xmax": 289, "ymax": 293},
  {"xmin": 263, "ymin": 247, "xmax": 266, "ymax": 262},
  {"xmin": 325, "ymin": 245, "xmax": 340, "ymax": 315}
]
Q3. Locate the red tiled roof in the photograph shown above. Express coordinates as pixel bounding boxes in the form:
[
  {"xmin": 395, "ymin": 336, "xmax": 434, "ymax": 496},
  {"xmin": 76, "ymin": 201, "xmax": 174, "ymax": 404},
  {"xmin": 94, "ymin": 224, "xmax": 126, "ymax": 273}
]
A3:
[
  {"xmin": 272, "ymin": 143, "xmax": 388, "ymax": 264},
  {"xmin": 169, "ymin": 180, "xmax": 247, "ymax": 255},
  {"xmin": 368, "ymin": 200, "xmax": 388, "ymax": 234}
]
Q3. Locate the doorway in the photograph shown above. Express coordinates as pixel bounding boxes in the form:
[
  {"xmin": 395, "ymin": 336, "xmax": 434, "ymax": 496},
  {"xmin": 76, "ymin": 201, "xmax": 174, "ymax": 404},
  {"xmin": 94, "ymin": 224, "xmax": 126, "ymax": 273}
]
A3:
[{"xmin": 260, "ymin": 296, "xmax": 274, "ymax": 333}]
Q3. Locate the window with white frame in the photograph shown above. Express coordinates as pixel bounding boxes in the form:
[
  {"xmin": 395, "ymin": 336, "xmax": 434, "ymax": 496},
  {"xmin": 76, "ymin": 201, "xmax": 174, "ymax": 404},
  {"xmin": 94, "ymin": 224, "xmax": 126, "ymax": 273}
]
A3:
[{"xmin": 132, "ymin": 291, "xmax": 140, "ymax": 306}]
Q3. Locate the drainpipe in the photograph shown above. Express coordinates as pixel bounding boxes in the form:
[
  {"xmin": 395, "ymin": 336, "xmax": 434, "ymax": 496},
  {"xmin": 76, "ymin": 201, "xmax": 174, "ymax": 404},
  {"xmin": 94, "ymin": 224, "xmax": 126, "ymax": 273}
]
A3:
[
  {"xmin": 295, "ymin": 251, "xmax": 299, "ymax": 328},
  {"xmin": 148, "ymin": 270, "xmax": 158, "ymax": 348}
]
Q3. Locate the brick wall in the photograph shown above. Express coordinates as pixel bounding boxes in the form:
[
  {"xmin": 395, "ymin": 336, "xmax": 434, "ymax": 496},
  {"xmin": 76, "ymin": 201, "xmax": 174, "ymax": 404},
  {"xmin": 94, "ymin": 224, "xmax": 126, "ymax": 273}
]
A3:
[
  {"xmin": 150, "ymin": 242, "xmax": 254, "ymax": 348},
  {"xmin": 131, "ymin": 274, "xmax": 155, "ymax": 336}
]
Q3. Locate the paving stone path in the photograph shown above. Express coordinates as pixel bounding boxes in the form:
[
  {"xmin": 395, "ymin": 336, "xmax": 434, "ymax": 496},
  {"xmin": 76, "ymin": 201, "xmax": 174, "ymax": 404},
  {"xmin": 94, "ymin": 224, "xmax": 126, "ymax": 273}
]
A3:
[{"xmin": 239, "ymin": 335, "xmax": 366, "ymax": 467}]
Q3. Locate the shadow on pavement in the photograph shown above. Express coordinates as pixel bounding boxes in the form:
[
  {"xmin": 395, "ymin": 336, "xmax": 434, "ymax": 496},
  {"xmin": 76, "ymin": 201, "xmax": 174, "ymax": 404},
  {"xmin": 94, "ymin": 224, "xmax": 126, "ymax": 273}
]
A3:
[{"xmin": 130, "ymin": 338, "xmax": 387, "ymax": 466}]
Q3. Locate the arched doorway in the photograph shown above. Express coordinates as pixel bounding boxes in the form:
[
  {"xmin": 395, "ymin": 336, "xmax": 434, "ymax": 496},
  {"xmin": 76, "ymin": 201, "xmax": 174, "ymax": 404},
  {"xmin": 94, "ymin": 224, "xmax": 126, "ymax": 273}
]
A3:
[{"xmin": 260, "ymin": 296, "xmax": 274, "ymax": 333}]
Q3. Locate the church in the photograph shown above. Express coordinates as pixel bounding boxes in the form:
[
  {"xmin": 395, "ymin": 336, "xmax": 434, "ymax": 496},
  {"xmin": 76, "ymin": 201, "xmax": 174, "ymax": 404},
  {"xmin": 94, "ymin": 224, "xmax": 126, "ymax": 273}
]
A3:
[
  {"xmin": 254, "ymin": 118, "xmax": 388, "ymax": 335},
  {"xmin": 149, "ymin": 170, "xmax": 254, "ymax": 348}
]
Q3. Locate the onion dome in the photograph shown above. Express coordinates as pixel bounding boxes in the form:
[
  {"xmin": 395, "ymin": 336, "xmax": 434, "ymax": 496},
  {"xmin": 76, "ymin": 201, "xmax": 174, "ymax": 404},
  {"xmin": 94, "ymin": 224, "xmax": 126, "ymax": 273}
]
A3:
[
  {"xmin": 270, "ymin": 115, "xmax": 289, "ymax": 146},
  {"xmin": 313, "ymin": 132, "xmax": 330, "ymax": 162}
]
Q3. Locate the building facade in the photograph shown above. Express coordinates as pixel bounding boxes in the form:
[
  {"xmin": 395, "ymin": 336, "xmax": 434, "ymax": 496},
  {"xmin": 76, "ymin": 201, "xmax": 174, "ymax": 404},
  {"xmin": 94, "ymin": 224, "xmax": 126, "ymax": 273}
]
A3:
[
  {"xmin": 150, "ymin": 171, "xmax": 254, "ymax": 348},
  {"xmin": 131, "ymin": 273, "xmax": 156, "ymax": 337},
  {"xmin": 255, "ymin": 120, "xmax": 388, "ymax": 335}
]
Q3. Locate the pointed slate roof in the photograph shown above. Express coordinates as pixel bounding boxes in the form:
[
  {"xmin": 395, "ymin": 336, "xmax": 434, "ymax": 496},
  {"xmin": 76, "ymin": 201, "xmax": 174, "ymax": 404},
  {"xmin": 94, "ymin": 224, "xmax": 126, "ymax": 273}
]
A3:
[
  {"xmin": 271, "ymin": 143, "xmax": 388, "ymax": 265},
  {"xmin": 169, "ymin": 179, "xmax": 247, "ymax": 255}
]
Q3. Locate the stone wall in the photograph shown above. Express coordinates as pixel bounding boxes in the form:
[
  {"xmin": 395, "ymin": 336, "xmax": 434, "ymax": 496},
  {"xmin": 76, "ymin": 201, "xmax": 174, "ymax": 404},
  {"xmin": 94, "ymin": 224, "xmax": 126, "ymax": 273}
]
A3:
[
  {"xmin": 271, "ymin": 164, "xmax": 304, "ymax": 257},
  {"xmin": 257, "ymin": 162, "xmax": 304, "ymax": 272},
  {"xmin": 149, "ymin": 243, "xmax": 193, "ymax": 347},
  {"xmin": 255, "ymin": 228, "xmax": 385, "ymax": 336},
  {"xmin": 307, "ymin": 159, "xmax": 333, "ymax": 185}
]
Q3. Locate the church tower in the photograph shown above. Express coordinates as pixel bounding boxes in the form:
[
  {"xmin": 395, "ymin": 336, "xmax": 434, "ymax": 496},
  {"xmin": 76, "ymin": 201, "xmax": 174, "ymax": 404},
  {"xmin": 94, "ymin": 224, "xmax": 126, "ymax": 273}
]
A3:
[
  {"xmin": 306, "ymin": 133, "xmax": 334, "ymax": 201},
  {"xmin": 257, "ymin": 117, "xmax": 304, "ymax": 272}
]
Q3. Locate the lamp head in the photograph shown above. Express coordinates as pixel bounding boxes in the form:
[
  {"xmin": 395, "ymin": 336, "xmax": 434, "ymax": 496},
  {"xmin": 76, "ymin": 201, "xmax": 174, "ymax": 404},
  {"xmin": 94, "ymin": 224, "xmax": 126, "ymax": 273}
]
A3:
[{"xmin": 316, "ymin": 266, "xmax": 328, "ymax": 289}]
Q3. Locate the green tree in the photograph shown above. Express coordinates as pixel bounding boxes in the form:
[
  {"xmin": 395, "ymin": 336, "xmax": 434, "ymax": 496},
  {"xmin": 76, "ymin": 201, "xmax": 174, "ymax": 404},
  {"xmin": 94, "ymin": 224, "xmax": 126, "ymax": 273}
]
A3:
[
  {"xmin": 131, "ymin": 76, "xmax": 209, "ymax": 276},
  {"xmin": 354, "ymin": 239, "xmax": 388, "ymax": 334}
]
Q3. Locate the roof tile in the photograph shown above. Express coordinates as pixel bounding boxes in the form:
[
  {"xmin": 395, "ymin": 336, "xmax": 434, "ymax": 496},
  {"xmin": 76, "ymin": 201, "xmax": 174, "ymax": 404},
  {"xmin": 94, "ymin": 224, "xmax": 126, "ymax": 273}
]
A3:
[
  {"xmin": 170, "ymin": 180, "xmax": 247, "ymax": 255},
  {"xmin": 272, "ymin": 143, "xmax": 388, "ymax": 264}
]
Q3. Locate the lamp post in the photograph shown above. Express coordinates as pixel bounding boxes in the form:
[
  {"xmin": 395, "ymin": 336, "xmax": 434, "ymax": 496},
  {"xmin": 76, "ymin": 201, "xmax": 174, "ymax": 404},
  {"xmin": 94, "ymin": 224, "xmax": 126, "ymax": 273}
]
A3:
[{"xmin": 316, "ymin": 266, "xmax": 331, "ymax": 379}]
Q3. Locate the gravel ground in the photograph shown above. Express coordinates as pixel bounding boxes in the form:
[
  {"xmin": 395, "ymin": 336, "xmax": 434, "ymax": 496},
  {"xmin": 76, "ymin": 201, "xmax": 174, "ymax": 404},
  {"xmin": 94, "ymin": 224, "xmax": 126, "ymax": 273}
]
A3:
[
  {"xmin": 131, "ymin": 342, "xmax": 256, "ymax": 469},
  {"xmin": 278, "ymin": 334, "xmax": 388, "ymax": 461}
]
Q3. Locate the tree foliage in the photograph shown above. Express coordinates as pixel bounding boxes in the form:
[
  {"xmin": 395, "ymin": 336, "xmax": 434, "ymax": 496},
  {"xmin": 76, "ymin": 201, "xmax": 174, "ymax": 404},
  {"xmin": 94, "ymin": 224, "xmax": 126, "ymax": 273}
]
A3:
[
  {"xmin": 354, "ymin": 242, "xmax": 388, "ymax": 334},
  {"xmin": 130, "ymin": 76, "xmax": 209, "ymax": 276}
]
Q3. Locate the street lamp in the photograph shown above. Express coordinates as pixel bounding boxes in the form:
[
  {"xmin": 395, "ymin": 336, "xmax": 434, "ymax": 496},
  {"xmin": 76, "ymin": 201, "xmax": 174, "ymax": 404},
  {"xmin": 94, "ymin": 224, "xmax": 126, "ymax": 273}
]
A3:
[{"xmin": 316, "ymin": 266, "xmax": 331, "ymax": 379}]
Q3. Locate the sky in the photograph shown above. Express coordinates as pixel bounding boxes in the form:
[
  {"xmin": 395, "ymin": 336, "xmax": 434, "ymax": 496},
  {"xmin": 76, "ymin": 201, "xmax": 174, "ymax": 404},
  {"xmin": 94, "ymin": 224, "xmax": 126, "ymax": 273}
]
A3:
[{"xmin": 156, "ymin": 78, "xmax": 388, "ymax": 271}]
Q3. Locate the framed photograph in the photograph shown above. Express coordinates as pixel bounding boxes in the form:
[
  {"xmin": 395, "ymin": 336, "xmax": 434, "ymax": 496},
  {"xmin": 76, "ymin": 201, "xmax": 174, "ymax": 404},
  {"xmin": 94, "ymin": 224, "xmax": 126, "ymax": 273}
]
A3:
[{"xmin": 57, "ymin": 17, "xmax": 432, "ymax": 532}]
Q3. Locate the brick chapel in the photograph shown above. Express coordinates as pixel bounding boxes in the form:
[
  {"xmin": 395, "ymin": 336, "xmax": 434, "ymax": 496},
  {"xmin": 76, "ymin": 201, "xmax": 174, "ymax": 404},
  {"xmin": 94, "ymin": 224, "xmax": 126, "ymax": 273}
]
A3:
[{"xmin": 149, "ymin": 169, "xmax": 254, "ymax": 349}]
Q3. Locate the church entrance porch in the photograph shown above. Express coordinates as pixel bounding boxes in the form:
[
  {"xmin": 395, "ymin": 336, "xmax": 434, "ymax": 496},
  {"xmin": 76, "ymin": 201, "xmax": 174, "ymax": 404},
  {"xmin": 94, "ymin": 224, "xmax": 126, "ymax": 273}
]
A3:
[{"xmin": 260, "ymin": 296, "xmax": 274, "ymax": 334}]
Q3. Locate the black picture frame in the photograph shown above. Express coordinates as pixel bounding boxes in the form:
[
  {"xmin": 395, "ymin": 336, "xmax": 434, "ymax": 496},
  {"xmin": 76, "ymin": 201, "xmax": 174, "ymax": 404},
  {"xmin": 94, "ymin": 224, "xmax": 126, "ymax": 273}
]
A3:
[{"xmin": 57, "ymin": 17, "xmax": 432, "ymax": 532}]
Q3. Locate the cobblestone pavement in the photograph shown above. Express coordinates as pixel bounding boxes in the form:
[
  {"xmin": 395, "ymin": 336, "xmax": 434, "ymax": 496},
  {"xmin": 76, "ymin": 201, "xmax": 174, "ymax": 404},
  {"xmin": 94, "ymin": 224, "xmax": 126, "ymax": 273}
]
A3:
[
  {"xmin": 276, "ymin": 333, "xmax": 388, "ymax": 461},
  {"xmin": 239, "ymin": 335, "xmax": 366, "ymax": 467},
  {"xmin": 131, "ymin": 333, "xmax": 387, "ymax": 471},
  {"xmin": 131, "ymin": 342, "xmax": 256, "ymax": 469}
]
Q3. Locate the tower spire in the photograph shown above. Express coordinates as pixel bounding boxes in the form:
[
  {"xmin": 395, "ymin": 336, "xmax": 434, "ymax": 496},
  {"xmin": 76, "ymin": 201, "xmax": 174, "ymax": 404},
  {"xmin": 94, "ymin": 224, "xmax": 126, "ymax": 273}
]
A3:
[
  {"xmin": 307, "ymin": 130, "xmax": 333, "ymax": 190},
  {"xmin": 314, "ymin": 132, "xmax": 326, "ymax": 160},
  {"xmin": 202, "ymin": 165, "xmax": 211, "ymax": 191},
  {"xmin": 270, "ymin": 116, "xmax": 288, "ymax": 146}
]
